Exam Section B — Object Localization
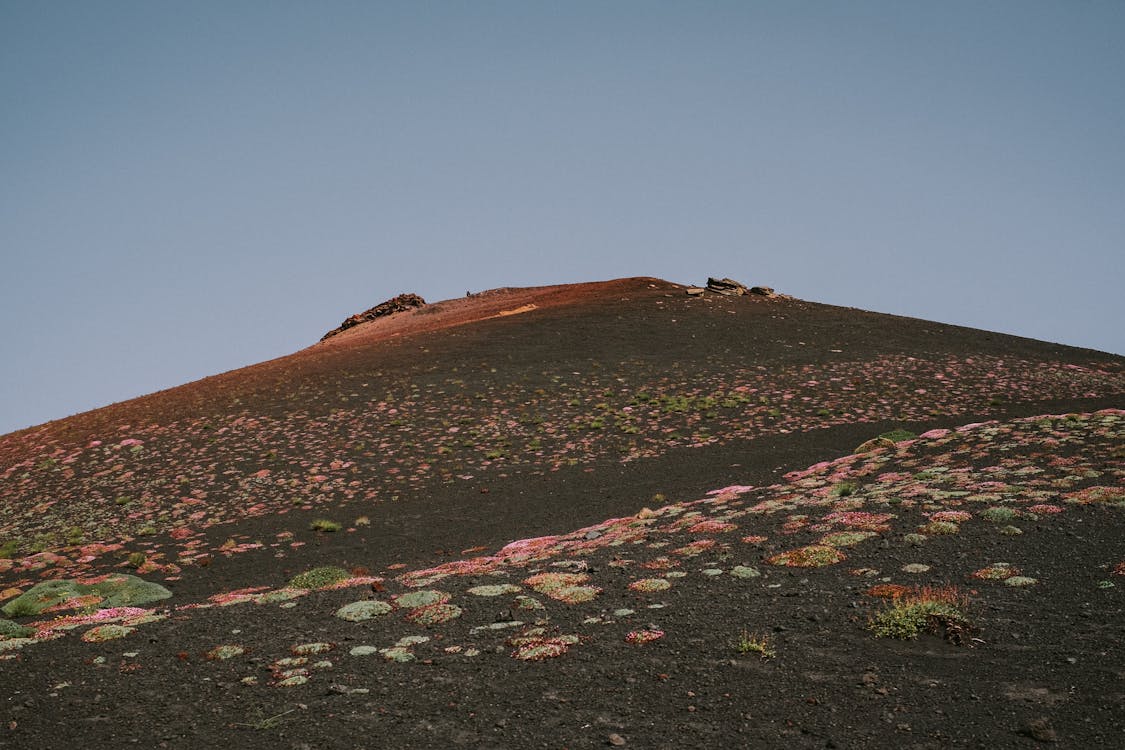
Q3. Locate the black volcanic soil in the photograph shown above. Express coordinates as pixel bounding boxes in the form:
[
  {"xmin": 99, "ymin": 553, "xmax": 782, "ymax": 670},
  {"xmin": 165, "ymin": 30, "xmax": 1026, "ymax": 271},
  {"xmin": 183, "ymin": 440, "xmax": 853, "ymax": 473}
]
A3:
[{"xmin": 1, "ymin": 278, "xmax": 1122, "ymax": 749}]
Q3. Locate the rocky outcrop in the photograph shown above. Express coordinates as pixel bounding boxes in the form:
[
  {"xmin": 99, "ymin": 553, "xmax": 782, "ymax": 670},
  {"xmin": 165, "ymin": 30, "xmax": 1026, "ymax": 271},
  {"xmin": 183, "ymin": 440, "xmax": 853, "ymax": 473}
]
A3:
[
  {"xmin": 321, "ymin": 293, "xmax": 426, "ymax": 341},
  {"xmin": 707, "ymin": 277, "xmax": 749, "ymax": 296},
  {"xmin": 686, "ymin": 278, "xmax": 778, "ymax": 298}
]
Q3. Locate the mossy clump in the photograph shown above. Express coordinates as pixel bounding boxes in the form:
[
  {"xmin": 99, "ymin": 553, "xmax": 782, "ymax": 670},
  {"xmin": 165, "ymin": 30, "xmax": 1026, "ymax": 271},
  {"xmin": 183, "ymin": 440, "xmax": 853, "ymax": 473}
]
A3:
[
  {"xmin": 878, "ymin": 429, "xmax": 918, "ymax": 443},
  {"xmin": 625, "ymin": 629, "xmax": 665, "ymax": 645},
  {"xmin": 405, "ymin": 602, "xmax": 463, "ymax": 626},
  {"xmin": 524, "ymin": 572, "xmax": 602, "ymax": 603},
  {"xmin": 309, "ymin": 519, "xmax": 342, "ymax": 533},
  {"xmin": 1, "ymin": 575, "xmax": 171, "ymax": 618},
  {"xmin": 917, "ymin": 521, "xmax": 959, "ymax": 536},
  {"xmin": 288, "ymin": 566, "xmax": 350, "ymax": 590},
  {"xmin": 511, "ymin": 636, "xmax": 576, "ymax": 661},
  {"xmin": 980, "ymin": 506, "xmax": 1018, "ymax": 523},
  {"xmin": 628, "ymin": 578, "xmax": 672, "ymax": 593},
  {"xmin": 730, "ymin": 566, "xmax": 761, "ymax": 579},
  {"xmin": 335, "ymin": 600, "xmax": 392, "ymax": 622},
  {"xmin": 392, "ymin": 590, "xmax": 450, "ymax": 609},
  {"xmin": 81, "ymin": 624, "xmax": 135, "ymax": 643},
  {"xmin": 0, "ymin": 619, "xmax": 34, "ymax": 638},
  {"xmin": 820, "ymin": 531, "xmax": 877, "ymax": 547},
  {"xmin": 972, "ymin": 563, "xmax": 1019, "ymax": 581},
  {"xmin": 466, "ymin": 584, "xmax": 522, "ymax": 597},
  {"xmin": 206, "ymin": 644, "xmax": 246, "ymax": 660},
  {"xmin": 767, "ymin": 545, "xmax": 845, "ymax": 568}
]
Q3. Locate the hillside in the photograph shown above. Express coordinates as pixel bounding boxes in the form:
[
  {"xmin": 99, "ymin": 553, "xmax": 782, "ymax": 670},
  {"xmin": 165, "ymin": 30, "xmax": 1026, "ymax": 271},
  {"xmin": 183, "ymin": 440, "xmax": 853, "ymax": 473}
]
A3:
[{"xmin": 1, "ymin": 277, "xmax": 1122, "ymax": 749}]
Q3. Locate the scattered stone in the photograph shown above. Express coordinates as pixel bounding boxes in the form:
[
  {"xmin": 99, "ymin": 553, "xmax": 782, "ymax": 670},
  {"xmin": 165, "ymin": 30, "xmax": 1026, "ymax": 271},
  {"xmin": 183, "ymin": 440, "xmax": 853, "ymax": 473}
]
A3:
[
  {"xmin": 685, "ymin": 287, "xmax": 706, "ymax": 296},
  {"xmin": 1020, "ymin": 717, "xmax": 1058, "ymax": 743},
  {"xmin": 902, "ymin": 563, "xmax": 931, "ymax": 574},
  {"xmin": 730, "ymin": 566, "xmax": 761, "ymax": 579},
  {"xmin": 749, "ymin": 286, "xmax": 776, "ymax": 296},
  {"xmin": 608, "ymin": 732, "xmax": 627, "ymax": 746}
]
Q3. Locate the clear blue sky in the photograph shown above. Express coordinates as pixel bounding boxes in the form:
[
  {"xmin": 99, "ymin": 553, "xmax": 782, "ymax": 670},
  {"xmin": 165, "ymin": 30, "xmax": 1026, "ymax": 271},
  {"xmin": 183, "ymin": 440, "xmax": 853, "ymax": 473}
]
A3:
[{"xmin": 2, "ymin": 1, "xmax": 1123, "ymax": 435}]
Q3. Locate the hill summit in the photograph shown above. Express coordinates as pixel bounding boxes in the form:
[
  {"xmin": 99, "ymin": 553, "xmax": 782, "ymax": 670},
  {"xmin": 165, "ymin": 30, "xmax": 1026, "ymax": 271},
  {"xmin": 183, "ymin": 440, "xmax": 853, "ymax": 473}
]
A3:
[{"xmin": 0, "ymin": 277, "xmax": 1122, "ymax": 748}]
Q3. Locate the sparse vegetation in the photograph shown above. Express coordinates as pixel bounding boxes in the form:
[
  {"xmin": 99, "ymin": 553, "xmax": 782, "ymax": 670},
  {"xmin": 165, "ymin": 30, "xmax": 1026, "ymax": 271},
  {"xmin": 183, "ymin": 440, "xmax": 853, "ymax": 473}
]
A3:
[
  {"xmin": 734, "ymin": 630, "xmax": 776, "ymax": 659},
  {"xmin": 868, "ymin": 585, "xmax": 970, "ymax": 640}
]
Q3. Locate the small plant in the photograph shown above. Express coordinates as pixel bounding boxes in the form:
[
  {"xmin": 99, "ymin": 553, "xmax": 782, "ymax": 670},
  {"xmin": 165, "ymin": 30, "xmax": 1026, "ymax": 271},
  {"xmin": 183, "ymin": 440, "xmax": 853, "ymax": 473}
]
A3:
[
  {"xmin": 309, "ymin": 518, "xmax": 342, "ymax": 533},
  {"xmin": 868, "ymin": 585, "xmax": 970, "ymax": 641},
  {"xmin": 0, "ymin": 540, "xmax": 20, "ymax": 559},
  {"xmin": 734, "ymin": 630, "xmax": 776, "ymax": 659},
  {"xmin": 233, "ymin": 707, "xmax": 296, "ymax": 731},
  {"xmin": 125, "ymin": 551, "xmax": 147, "ymax": 569}
]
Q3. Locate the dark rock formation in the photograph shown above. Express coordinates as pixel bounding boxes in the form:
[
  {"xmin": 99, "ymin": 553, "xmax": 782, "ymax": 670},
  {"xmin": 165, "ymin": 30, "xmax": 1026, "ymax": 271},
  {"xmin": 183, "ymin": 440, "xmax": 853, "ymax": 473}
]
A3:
[
  {"xmin": 320, "ymin": 293, "xmax": 426, "ymax": 341},
  {"xmin": 706, "ymin": 277, "xmax": 747, "ymax": 296}
]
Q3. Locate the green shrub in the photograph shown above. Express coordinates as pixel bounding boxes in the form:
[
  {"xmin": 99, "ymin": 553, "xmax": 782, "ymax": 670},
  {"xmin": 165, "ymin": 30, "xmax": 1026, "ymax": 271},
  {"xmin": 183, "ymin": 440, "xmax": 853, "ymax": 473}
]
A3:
[{"xmin": 309, "ymin": 519, "xmax": 342, "ymax": 533}]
